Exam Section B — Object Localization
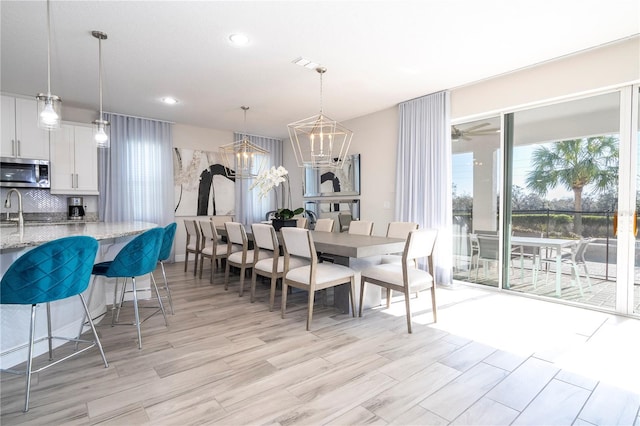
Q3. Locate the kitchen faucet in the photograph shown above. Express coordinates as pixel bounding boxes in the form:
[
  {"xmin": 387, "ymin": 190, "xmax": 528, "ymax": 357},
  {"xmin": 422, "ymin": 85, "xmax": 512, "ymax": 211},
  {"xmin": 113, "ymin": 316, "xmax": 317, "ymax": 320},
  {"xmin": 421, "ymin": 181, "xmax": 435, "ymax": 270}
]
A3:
[{"xmin": 4, "ymin": 188, "xmax": 24, "ymax": 228}]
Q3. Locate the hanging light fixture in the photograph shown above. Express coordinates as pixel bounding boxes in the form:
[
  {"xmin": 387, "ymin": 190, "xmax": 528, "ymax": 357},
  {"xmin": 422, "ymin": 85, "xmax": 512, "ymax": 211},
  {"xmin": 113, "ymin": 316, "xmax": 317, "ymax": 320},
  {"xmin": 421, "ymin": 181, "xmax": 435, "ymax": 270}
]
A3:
[
  {"xmin": 36, "ymin": 0, "xmax": 61, "ymax": 130},
  {"xmin": 91, "ymin": 30, "xmax": 110, "ymax": 148},
  {"xmin": 219, "ymin": 106, "xmax": 269, "ymax": 179},
  {"xmin": 287, "ymin": 67, "xmax": 353, "ymax": 169}
]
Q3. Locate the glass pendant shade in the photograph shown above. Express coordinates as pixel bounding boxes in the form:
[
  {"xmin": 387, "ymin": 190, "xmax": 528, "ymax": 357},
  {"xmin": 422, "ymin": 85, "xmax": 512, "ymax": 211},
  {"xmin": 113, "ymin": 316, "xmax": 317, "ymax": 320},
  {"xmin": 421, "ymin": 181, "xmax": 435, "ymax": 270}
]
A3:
[
  {"xmin": 36, "ymin": 94, "xmax": 61, "ymax": 130},
  {"xmin": 36, "ymin": 0, "xmax": 61, "ymax": 130},
  {"xmin": 92, "ymin": 119, "xmax": 110, "ymax": 148},
  {"xmin": 287, "ymin": 67, "xmax": 353, "ymax": 169}
]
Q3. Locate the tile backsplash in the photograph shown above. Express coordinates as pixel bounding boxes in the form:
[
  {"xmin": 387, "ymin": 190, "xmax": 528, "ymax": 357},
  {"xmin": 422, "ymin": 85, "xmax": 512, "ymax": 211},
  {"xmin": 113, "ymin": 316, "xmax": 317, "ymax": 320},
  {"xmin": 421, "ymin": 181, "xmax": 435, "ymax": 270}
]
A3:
[{"xmin": 0, "ymin": 188, "xmax": 99, "ymax": 220}]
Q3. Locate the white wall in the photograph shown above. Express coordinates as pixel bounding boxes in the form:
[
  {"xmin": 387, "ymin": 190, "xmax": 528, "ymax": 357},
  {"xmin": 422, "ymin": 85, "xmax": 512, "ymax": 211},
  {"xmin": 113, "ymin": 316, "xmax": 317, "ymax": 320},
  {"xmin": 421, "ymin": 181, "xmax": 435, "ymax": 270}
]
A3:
[{"xmin": 451, "ymin": 36, "xmax": 639, "ymax": 120}]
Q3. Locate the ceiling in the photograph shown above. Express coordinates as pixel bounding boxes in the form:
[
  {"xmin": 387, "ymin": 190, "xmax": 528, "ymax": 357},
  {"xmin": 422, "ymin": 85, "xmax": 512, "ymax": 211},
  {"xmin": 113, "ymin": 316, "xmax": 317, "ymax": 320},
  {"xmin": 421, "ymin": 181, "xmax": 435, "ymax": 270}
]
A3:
[{"xmin": 2, "ymin": 1, "xmax": 638, "ymax": 139}]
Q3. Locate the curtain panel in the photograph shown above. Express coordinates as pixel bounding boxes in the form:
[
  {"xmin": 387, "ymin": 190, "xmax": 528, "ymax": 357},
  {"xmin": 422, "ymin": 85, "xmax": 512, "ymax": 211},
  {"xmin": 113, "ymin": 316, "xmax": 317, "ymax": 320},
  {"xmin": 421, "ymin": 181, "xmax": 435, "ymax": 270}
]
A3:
[
  {"xmin": 396, "ymin": 91, "xmax": 453, "ymax": 284},
  {"xmin": 98, "ymin": 113, "xmax": 174, "ymax": 227},
  {"xmin": 234, "ymin": 133, "xmax": 283, "ymax": 224}
]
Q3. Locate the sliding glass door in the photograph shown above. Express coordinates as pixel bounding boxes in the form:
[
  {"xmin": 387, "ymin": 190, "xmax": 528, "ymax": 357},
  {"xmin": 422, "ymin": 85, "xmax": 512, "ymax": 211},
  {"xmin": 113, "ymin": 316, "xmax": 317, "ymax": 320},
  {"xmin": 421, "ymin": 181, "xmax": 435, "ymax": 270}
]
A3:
[{"xmin": 452, "ymin": 85, "xmax": 640, "ymax": 316}]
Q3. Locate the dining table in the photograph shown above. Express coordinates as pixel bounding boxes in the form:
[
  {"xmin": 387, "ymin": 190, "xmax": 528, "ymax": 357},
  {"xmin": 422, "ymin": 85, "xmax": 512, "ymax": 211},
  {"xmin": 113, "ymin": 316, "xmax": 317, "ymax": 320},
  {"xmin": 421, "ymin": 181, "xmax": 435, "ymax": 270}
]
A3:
[
  {"xmin": 510, "ymin": 235, "xmax": 579, "ymax": 296},
  {"xmin": 217, "ymin": 226, "xmax": 406, "ymax": 313}
]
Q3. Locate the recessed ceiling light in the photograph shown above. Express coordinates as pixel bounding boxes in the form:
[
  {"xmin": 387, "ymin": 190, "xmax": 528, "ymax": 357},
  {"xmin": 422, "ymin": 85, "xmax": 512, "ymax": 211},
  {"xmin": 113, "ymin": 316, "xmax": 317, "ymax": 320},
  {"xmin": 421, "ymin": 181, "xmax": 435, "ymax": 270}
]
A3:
[
  {"xmin": 292, "ymin": 57, "xmax": 320, "ymax": 69},
  {"xmin": 229, "ymin": 33, "xmax": 250, "ymax": 46},
  {"xmin": 161, "ymin": 97, "xmax": 178, "ymax": 105}
]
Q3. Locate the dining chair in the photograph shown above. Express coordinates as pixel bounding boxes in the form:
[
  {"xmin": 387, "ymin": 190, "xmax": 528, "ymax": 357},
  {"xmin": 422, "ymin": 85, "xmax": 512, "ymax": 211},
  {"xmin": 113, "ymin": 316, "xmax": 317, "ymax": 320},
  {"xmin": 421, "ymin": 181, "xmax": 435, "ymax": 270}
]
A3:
[
  {"xmin": 380, "ymin": 221, "xmax": 419, "ymax": 264},
  {"xmin": 183, "ymin": 219, "xmax": 200, "ymax": 275},
  {"xmin": 296, "ymin": 216, "xmax": 308, "ymax": 229},
  {"xmin": 0, "ymin": 236, "xmax": 108, "ymax": 412},
  {"xmin": 348, "ymin": 220, "xmax": 374, "ymax": 236},
  {"xmin": 359, "ymin": 228, "xmax": 438, "ymax": 333},
  {"xmin": 224, "ymin": 222, "xmax": 270, "ymax": 296},
  {"xmin": 280, "ymin": 227, "xmax": 356, "ymax": 330},
  {"xmin": 200, "ymin": 220, "xmax": 238, "ymax": 284},
  {"xmin": 154, "ymin": 222, "xmax": 177, "ymax": 314},
  {"xmin": 510, "ymin": 230, "xmax": 543, "ymax": 282},
  {"xmin": 314, "ymin": 218, "xmax": 335, "ymax": 232},
  {"xmin": 338, "ymin": 213, "xmax": 353, "ymax": 232},
  {"xmin": 250, "ymin": 223, "xmax": 309, "ymax": 310},
  {"xmin": 475, "ymin": 234, "xmax": 500, "ymax": 281},
  {"xmin": 88, "ymin": 227, "xmax": 167, "ymax": 350},
  {"xmin": 536, "ymin": 238, "xmax": 592, "ymax": 295}
]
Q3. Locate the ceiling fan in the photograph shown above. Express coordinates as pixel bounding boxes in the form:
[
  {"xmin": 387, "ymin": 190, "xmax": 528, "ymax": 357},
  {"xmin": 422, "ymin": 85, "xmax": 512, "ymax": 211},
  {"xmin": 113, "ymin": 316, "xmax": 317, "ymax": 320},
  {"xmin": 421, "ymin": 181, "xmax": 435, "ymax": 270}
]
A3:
[{"xmin": 451, "ymin": 122, "xmax": 499, "ymax": 141}]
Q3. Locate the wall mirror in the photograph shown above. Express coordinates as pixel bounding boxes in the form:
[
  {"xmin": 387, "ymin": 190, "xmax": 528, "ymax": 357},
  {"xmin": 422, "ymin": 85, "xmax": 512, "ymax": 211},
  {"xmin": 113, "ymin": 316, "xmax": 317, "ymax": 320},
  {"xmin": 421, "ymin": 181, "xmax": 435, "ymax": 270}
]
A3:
[{"xmin": 303, "ymin": 153, "xmax": 360, "ymax": 197}]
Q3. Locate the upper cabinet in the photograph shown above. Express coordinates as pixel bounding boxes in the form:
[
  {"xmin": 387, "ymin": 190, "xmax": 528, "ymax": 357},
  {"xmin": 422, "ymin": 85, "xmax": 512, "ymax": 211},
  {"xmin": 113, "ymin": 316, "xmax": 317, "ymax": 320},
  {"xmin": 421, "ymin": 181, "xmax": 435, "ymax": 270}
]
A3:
[
  {"xmin": 1, "ymin": 95, "xmax": 50, "ymax": 160},
  {"xmin": 50, "ymin": 123, "xmax": 98, "ymax": 195}
]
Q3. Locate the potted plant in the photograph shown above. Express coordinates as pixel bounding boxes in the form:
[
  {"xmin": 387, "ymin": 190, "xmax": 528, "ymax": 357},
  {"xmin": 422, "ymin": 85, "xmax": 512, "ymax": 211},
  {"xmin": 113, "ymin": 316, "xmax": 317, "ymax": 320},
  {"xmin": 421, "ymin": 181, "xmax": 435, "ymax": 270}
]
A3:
[{"xmin": 250, "ymin": 166, "xmax": 303, "ymax": 230}]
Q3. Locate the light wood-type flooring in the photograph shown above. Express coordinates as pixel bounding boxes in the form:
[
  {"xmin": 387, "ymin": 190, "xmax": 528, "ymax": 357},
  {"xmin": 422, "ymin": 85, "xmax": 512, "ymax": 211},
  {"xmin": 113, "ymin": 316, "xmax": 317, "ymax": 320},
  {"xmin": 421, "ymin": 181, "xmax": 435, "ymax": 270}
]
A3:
[{"xmin": 2, "ymin": 260, "xmax": 640, "ymax": 425}]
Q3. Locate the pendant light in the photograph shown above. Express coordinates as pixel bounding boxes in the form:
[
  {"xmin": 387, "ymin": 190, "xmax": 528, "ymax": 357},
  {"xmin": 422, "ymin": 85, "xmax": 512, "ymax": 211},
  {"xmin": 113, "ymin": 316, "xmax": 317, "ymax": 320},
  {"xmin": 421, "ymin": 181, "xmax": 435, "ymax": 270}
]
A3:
[
  {"xmin": 91, "ymin": 31, "xmax": 110, "ymax": 148},
  {"xmin": 287, "ymin": 67, "xmax": 353, "ymax": 169},
  {"xmin": 36, "ymin": 0, "xmax": 61, "ymax": 130},
  {"xmin": 219, "ymin": 106, "xmax": 269, "ymax": 179}
]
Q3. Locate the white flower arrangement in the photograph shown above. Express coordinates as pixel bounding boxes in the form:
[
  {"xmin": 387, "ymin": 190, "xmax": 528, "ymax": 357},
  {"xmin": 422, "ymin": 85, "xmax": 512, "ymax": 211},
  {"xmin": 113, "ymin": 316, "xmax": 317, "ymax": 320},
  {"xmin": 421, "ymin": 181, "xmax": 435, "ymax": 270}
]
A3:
[{"xmin": 250, "ymin": 166, "xmax": 303, "ymax": 220}]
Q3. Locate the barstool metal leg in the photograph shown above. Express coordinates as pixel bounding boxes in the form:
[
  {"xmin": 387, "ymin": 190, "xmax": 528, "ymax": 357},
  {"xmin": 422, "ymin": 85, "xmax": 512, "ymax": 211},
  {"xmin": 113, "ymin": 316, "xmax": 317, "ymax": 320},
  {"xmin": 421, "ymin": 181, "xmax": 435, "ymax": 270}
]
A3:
[
  {"xmin": 79, "ymin": 294, "xmax": 108, "ymax": 368},
  {"xmin": 159, "ymin": 260, "xmax": 174, "ymax": 314},
  {"xmin": 131, "ymin": 277, "xmax": 142, "ymax": 349},
  {"xmin": 46, "ymin": 302, "xmax": 53, "ymax": 360},
  {"xmin": 150, "ymin": 273, "xmax": 168, "ymax": 326},
  {"xmin": 24, "ymin": 304, "xmax": 36, "ymax": 412}
]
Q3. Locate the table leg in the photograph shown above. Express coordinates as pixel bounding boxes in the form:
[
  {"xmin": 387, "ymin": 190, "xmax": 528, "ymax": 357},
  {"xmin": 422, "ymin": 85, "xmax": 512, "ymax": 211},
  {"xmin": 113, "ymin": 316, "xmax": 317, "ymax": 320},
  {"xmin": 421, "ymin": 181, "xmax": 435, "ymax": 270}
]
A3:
[{"xmin": 555, "ymin": 248, "xmax": 562, "ymax": 296}]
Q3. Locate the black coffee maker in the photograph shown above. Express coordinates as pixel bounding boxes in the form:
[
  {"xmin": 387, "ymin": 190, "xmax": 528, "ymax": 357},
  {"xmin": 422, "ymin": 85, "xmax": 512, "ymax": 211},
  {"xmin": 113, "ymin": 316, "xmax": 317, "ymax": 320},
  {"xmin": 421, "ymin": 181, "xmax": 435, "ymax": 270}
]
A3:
[{"xmin": 67, "ymin": 197, "xmax": 85, "ymax": 220}]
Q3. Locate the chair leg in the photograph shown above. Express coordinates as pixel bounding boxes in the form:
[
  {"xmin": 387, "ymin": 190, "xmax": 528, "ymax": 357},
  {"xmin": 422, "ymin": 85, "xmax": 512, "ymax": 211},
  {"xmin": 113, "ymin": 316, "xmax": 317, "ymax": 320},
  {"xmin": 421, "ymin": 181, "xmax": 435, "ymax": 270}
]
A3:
[
  {"xmin": 404, "ymin": 287, "xmax": 413, "ymax": 334},
  {"xmin": 239, "ymin": 266, "xmax": 246, "ymax": 297},
  {"xmin": 23, "ymin": 304, "xmax": 36, "ymax": 412},
  {"xmin": 46, "ymin": 302, "xmax": 53, "ymax": 360},
  {"xmin": 269, "ymin": 276, "xmax": 277, "ymax": 312},
  {"xmin": 386, "ymin": 288, "xmax": 391, "ymax": 308},
  {"xmin": 115, "ymin": 278, "xmax": 128, "ymax": 324},
  {"xmin": 150, "ymin": 273, "xmax": 168, "ymax": 326},
  {"xmin": 359, "ymin": 278, "xmax": 366, "ymax": 317},
  {"xmin": 77, "ymin": 275, "xmax": 97, "ymax": 348},
  {"xmin": 193, "ymin": 253, "xmax": 199, "ymax": 276},
  {"xmin": 159, "ymin": 260, "xmax": 174, "ymax": 315},
  {"xmin": 224, "ymin": 261, "xmax": 231, "ymax": 291},
  {"xmin": 582, "ymin": 263, "xmax": 592, "ymax": 290},
  {"xmin": 209, "ymin": 256, "xmax": 215, "ymax": 284},
  {"xmin": 431, "ymin": 286, "xmax": 438, "ymax": 323},
  {"xmin": 131, "ymin": 277, "xmax": 142, "ymax": 349},
  {"xmin": 281, "ymin": 281, "xmax": 289, "ymax": 319},
  {"xmin": 250, "ymin": 271, "xmax": 257, "ymax": 303},
  {"xmin": 184, "ymin": 252, "xmax": 189, "ymax": 272},
  {"xmin": 306, "ymin": 289, "xmax": 315, "ymax": 331},
  {"xmin": 349, "ymin": 277, "xmax": 356, "ymax": 317},
  {"xmin": 79, "ymin": 294, "xmax": 108, "ymax": 368},
  {"xmin": 199, "ymin": 253, "xmax": 204, "ymax": 279}
]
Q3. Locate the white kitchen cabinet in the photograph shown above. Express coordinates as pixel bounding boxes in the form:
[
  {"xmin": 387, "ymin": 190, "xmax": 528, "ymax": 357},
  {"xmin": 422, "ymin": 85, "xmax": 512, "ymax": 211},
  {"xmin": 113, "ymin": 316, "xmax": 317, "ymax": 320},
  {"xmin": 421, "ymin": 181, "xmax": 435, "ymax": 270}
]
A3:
[
  {"xmin": 50, "ymin": 123, "xmax": 98, "ymax": 195},
  {"xmin": 1, "ymin": 95, "xmax": 50, "ymax": 159}
]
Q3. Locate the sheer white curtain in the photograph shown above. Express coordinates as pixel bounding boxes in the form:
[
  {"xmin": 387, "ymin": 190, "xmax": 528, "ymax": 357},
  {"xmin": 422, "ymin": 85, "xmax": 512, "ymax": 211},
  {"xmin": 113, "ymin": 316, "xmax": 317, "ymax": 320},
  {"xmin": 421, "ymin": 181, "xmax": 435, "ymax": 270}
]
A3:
[
  {"xmin": 396, "ymin": 91, "xmax": 453, "ymax": 284},
  {"xmin": 98, "ymin": 113, "xmax": 174, "ymax": 226},
  {"xmin": 234, "ymin": 134, "xmax": 283, "ymax": 224}
]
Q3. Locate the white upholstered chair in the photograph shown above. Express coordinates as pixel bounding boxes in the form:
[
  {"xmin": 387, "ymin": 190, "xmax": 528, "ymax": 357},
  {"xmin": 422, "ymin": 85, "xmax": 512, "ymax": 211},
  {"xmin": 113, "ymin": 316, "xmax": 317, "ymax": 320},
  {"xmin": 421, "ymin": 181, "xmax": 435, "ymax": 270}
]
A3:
[
  {"xmin": 199, "ymin": 220, "xmax": 238, "ymax": 284},
  {"xmin": 280, "ymin": 227, "xmax": 356, "ymax": 330},
  {"xmin": 360, "ymin": 228, "xmax": 438, "ymax": 333},
  {"xmin": 183, "ymin": 219, "xmax": 201, "ymax": 275},
  {"xmin": 224, "ymin": 222, "xmax": 269, "ymax": 296},
  {"xmin": 296, "ymin": 217, "xmax": 308, "ymax": 229},
  {"xmin": 348, "ymin": 220, "xmax": 374, "ymax": 236},
  {"xmin": 380, "ymin": 221, "xmax": 419, "ymax": 264},
  {"xmin": 314, "ymin": 218, "xmax": 335, "ymax": 232},
  {"xmin": 250, "ymin": 224, "xmax": 309, "ymax": 310}
]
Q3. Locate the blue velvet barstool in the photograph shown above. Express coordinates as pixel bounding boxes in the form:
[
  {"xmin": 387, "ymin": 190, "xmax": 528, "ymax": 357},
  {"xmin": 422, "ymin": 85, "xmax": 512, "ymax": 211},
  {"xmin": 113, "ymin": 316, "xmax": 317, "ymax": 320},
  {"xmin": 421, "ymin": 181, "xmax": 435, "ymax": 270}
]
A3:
[
  {"xmin": 154, "ymin": 222, "xmax": 177, "ymax": 314},
  {"xmin": 0, "ymin": 236, "xmax": 108, "ymax": 412},
  {"xmin": 88, "ymin": 227, "xmax": 166, "ymax": 349}
]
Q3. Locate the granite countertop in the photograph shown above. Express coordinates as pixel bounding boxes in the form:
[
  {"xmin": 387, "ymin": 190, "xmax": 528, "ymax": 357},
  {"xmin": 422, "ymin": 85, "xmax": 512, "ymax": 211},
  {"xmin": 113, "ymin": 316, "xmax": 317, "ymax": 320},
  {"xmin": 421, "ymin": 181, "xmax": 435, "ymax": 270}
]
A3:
[{"xmin": 0, "ymin": 221, "xmax": 158, "ymax": 251}]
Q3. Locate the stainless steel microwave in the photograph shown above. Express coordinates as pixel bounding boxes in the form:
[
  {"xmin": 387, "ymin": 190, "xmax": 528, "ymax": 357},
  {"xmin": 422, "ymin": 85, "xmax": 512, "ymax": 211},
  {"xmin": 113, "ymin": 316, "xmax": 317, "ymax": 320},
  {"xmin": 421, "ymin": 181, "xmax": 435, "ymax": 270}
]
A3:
[{"xmin": 0, "ymin": 157, "xmax": 50, "ymax": 188}]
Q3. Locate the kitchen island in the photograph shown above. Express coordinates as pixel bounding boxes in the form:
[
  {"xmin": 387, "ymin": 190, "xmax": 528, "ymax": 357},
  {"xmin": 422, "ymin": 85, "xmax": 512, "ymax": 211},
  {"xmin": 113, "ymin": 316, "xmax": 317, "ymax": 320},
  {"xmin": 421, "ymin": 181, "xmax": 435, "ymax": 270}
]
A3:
[{"xmin": 0, "ymin": 221, "xmax": 158, "ymax": 368}]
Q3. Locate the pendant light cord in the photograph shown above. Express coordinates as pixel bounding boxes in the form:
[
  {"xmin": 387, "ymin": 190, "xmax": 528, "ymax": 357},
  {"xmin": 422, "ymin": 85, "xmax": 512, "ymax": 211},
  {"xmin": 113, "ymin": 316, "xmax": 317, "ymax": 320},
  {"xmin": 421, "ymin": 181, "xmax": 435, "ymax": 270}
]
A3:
[
  {"xmin": 98, "ymin": 36, "xmax": 103, "ymax": 119},
  {"xmin": 46, "ymin": 0, "xmax": 52, "ymax": 96}
]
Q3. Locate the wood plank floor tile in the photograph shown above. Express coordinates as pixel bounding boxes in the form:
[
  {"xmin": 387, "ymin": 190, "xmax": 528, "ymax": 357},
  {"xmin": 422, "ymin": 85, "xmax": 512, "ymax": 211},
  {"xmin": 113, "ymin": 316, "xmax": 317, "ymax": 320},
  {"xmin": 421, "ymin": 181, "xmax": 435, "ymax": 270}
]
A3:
[
  {"xmin": 579, "ymin": 382, "xmax": 640, "ymax": 426},
  {"xmin": 512, "ymin": 378, "xmax": 591, "ymax": 425},
  {"xmin": 438, "ymin": 340, "xmax": 497, "ymax": 372},
  {"xmin": 388, "ymin": 405, "xmax": 449, "ymax": 425},
  {"xmin": 483, "ymin": 349, "xmax": 529, "ymax": 372},
  {"xmin": 485, "ymin": 356, "xmax": 559, "ymax": 411},
  {"xmin": 450, "ymin": 397, "xmax": 519, "ymax": 426},
  {"xmin": 420, "ymin": 361, "xmax": 510, "ymax": 420},
  {"xmin": 323, "ymin": 405, "xmax": 388, "ymax": 425}
]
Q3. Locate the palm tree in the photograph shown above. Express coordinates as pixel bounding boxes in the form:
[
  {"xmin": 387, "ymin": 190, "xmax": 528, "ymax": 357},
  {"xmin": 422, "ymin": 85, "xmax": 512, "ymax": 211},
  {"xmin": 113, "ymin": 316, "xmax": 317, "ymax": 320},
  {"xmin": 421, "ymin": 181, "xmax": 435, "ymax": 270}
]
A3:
[{"xmin": 525, "ymin": 136, "xmax": 618, "ymax": 235}]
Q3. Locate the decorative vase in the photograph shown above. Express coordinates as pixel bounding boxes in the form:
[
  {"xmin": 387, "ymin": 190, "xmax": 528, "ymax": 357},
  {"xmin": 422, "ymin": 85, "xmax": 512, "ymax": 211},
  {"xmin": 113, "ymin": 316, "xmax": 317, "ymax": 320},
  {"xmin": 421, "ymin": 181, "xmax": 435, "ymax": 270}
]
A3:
[{"xmin": 272, "ymin": 219, "xmax": 297, "ymax": 231}]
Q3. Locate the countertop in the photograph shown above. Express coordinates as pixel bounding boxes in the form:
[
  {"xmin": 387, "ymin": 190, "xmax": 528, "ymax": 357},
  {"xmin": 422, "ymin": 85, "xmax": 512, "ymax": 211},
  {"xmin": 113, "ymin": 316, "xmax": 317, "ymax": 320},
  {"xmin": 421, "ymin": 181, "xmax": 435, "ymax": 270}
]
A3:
[{"xmin": 0, "ymin": 221, "xmax": 158, "ymax": 251}]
